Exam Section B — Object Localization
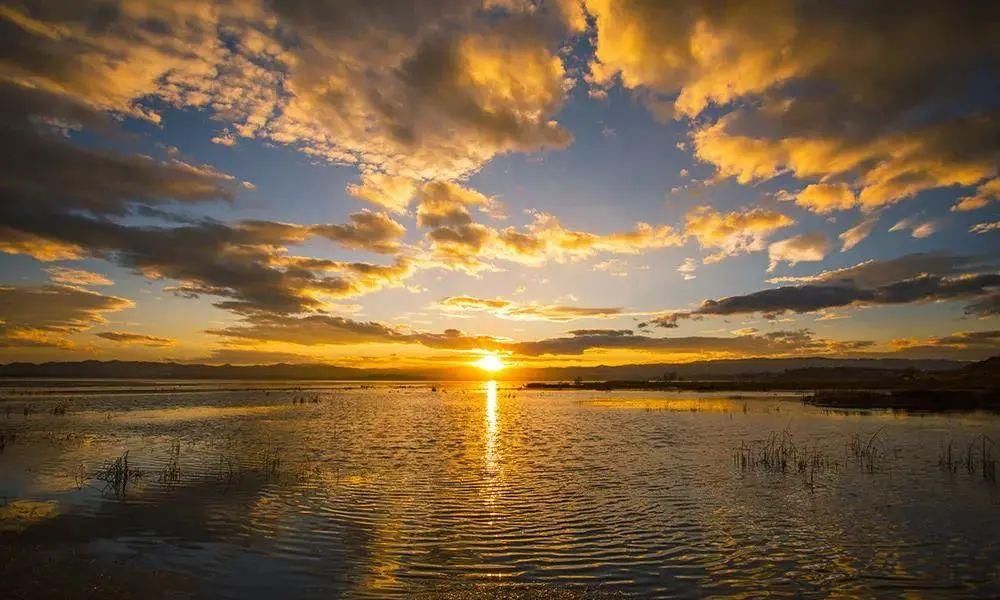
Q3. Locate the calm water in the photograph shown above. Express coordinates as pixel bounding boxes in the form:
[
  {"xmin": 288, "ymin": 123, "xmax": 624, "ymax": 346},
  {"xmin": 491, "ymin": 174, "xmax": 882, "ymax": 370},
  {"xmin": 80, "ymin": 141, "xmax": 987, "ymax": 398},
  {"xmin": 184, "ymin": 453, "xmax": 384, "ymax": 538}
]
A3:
[{"xmin": 1, "ymin": 380, "xmax": 999, "ymax": 598}]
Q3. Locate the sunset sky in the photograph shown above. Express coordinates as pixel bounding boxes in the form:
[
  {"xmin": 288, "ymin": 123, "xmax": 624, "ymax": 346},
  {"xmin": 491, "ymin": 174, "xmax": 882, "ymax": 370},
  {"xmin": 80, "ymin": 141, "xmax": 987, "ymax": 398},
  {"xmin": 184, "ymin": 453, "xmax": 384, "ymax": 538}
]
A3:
[{"xmin": 1, "ymin": 0, "xmax": 998, "ymax": 369}]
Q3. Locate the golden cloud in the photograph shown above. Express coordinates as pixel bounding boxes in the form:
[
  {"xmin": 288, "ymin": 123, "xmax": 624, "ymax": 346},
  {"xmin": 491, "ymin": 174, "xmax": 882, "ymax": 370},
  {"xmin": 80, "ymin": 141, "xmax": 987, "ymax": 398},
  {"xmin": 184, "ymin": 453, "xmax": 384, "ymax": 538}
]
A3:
[
  {"xmin": 792, "ymin": 183, "xmax": 857, "ymax": 214},
  {"xmin": 767, "ymin": 233, "xmax": 830, "ymax": 272},
  {"xmin": 436, "ymin": 295, "xmax": 624, "ymax": 321},
  {"xmin": 683, "ymin": 205, "xmax": 794, "ymax": 263},
  {"xmin": 45, "ymin": 267, "xmax": 113, "ymax": 287},
  {"xmin": 585, "ymin": 1, "xmax": 999, "ymax": 209},
  {"xmin": 94, "ymin": 331, "xmax": 175, "ymax": 347},
  {"xmin": 0, "ymin": 284, "xmax": 134, "ymax": 348}
]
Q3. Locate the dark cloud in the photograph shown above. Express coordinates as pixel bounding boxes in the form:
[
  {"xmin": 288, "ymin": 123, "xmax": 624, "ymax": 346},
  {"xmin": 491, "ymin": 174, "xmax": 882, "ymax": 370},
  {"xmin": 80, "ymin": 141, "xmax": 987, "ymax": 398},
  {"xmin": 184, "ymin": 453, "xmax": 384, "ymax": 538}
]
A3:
[
  {"xmin": 651, "ymin": 253, "xmax": 1000, "ymax": 326},
  {"xmin": 889, "ymin": 330, "xmax": 1000, "ymax": 361},
  {"xmin": 0, "ymin": 284, "xmax": 133, "ymax": 348},
  {"xmin": 95, "ymin": 331, "xmax": 175, "ymax": 347},
  {"xmin": 0, "ymin": 209, "xmax": 417, "ymax": 314},
  {"xmin": 0, "ymin": 83, "xmax": 236, "ymax": 216},
  {"xmin": 962, "ymin": 294, "xmax": 999, "ymax": 318},
  {"xmin": 312, "ymin": 210, "xmax": 407, "ymax": 255},
  {"xmin": 567, "ymin": 329, "xmax": 634, "ymax": 337},
  {"xmin": 436, "ymin": 295, "xmax": 625, "ymax": 321},
  {"xmin": 207, "ymin": 313, "xmax": 499, "ymax": 352},
  {"xmin": 208, "ymin": 311, "xmax": 873, "ymax": 360},
  {"xmin": 506, "ymin": 328, "xmax": 866, "ymax": 357}
]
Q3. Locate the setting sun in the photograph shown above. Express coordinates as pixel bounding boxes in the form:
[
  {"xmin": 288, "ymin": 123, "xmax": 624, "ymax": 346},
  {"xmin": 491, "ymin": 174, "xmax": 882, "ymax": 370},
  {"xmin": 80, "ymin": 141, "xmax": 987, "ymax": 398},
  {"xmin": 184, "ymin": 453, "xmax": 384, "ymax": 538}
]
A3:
[{"xmin": 475, "ymin": 354, "xmax": 505, "ymax": 372}]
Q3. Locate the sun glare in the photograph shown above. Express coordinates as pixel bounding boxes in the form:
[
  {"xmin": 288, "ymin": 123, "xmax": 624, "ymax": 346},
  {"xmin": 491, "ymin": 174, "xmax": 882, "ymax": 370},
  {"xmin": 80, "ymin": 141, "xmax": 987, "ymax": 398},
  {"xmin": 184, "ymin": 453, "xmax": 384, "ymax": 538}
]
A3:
[{"xmin": 475, "ymin": 354, "xmax": 505, "ymax": 372}]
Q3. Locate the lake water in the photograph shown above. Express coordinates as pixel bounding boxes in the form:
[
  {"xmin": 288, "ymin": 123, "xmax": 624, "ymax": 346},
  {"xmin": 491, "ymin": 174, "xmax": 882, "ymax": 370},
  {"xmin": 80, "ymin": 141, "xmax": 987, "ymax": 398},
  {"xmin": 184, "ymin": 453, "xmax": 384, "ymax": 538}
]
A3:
[{"xmin": 1, "ymin": 380, "xmax": 998, "ymax": 598}]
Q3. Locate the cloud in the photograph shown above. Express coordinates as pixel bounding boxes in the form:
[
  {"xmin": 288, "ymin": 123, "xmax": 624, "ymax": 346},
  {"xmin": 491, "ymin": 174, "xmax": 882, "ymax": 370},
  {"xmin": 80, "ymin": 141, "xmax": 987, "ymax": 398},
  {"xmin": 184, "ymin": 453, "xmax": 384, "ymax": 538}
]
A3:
[
  {"xmin": 0, "ymin": 83, "xmax": 237, "ymax": 216},
  {"xmin": 271, "ymin": 7, "xmax": 576, "ymax": 179},
  {"xmin": 346, "ymin": 173, "xmax": 418, "ymax": 214},
  {"xmin": 423, "ymin": 210, "xmax": 682, "ymax": 273},
  {"xmin": 970, "ymin": 221, "xmax": 1000, "ymax": 235},
  {"xmin": 0, "ymin": 284, "xmax": 133, "ymax": 348},
  {"xmin": 312, "ymin": 210, "xmax": 407, "ymax": 254},
  {"xmin": 767, "ymin": 232, "xmax": 830, "ymax": 272},
  {"xmin": 0, "ymin": 209, "xmax": 419, "ymax": 315},
  {"xmin": 416, "ymin": 181, "xmax": 502, "ymax": 228},
  {"xmin": 45, "ymin": 267, "xmax": 113, "ymax": 287},
  {"xmin": 593, "ymin": 258, "xmax": 628, "ymax": 277},
  {"xmin": 507, "ymin": 328, "xmax": 872, "ymax": 357},
  {"xmin": 208, "ymin": 312, "xmax": 500, "ymax": 353},
  {"xmin": 676, "ymin": 258, "xmax": 698, "ymax": 280},
  {"xmin": 1, "ymin": 1, "xmax": 577, "ymax": 181},
  {"xmin": 963, "ymin": 295, "xmax": 998, "ymax": 318},
  {"xmin": 838, "ymin": 215, "xmax": 879, "ymax": 252},
  {"xmin": 791, "ymin": 183, "xmax": 857, "ymax": 214},
  {"xmin": 952, "ymin": 178, "xmax": 999, "ymax": 212},
  {"xmin": 766, "ymin": 252, "xmax": 996, "ymax": 288},
  {"xmin": 0, "ymin": 227, "xmax": 83, "ymax": 261},
  {"xmin": 207, "ymin": 310, "xmax": 877, "ymax": 361},
  {"xmin": 585, "ymin": 1, "xmax": 1000, "ymax": 209},
  {"xmin": 567, "ymin": 329, "xmax": 634, "ymax": 337},
  {"xmin": 436, "ymin": 295, "xmax": 624, "ymax": 321},
  {"xmin": 889, "ymin": 215, "xmax": 937, "ymax": 239},
  {"xmin": 889, "ymin": 330, "xmax": 1000, "ymax": 361},
  {"xmin": 652, "ymin": 253, "xmax": 999, "ymax": 325},
  {"xmin": 683, "ymin": 205, "xmax": 794, "ymax": 263},
  {"xmin": 95, "ymin": 331, "xmax": 175, "ymax": 347}
]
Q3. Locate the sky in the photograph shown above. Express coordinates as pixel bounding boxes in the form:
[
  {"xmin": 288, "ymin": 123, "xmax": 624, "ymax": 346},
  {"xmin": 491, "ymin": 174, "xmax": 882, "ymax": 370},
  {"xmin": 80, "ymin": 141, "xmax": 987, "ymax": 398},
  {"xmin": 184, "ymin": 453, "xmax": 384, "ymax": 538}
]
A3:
[{"xmin": 1, "ymin": 0, "xmax": 998, "ymax": 370}]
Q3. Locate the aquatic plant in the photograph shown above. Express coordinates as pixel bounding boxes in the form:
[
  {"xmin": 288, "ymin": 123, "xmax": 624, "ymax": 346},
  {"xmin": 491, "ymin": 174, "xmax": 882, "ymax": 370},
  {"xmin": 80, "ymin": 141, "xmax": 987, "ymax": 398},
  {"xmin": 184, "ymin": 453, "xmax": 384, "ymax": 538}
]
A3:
[
  {"xmin": 92, "ymin": 451, "xmax": 145, "ymax": 496},
  {"xmin": 847, "ymin": 427, "xmax": 888, "ymax": 473},
  {"xmin": 158, "ymin": 440, "xmax": 181, "ymax": 484},
  {"xmin": 939, "ymin": 434, "xmax": 996, "ymax": 484},
  {"xmin": 733, "ymin": 430, "xmax": 840, "ymax": 491}
]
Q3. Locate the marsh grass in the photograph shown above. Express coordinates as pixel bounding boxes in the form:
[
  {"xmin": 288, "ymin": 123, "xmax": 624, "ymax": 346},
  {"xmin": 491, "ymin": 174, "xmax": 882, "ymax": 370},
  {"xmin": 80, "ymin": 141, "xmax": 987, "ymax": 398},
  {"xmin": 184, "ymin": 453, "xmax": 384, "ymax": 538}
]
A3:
[
  {"xmin": 213, "ymin": 444, "xmax": 289, "ymax": 486},
  {"xmin": 847, "ymin": 427, "xmax": 889, "ymax": 473},
  {"xmin": 92, "ymin": 451, "xmax": 145, "ymax": 496},
  {"xmin": 84, "ymin": 440, "xmax": 292, "ymax": 497},
  {"xmin": 939, "ymin": 434, "xmax": 996, "ymax": 484},
  {"xmin": 158, "ymin": 440, "xmax": 181, "ymax": 484},
  {"xmin": 0, "ymin": 430, "xmax": 13, "ymax": 453},
  {"xmin": 733, "ymin": 431, "xmax": 840, "ymax": 489},
  {"xmin": 734, "ymin": 428, "xmax": 896, "ymax": 489}
]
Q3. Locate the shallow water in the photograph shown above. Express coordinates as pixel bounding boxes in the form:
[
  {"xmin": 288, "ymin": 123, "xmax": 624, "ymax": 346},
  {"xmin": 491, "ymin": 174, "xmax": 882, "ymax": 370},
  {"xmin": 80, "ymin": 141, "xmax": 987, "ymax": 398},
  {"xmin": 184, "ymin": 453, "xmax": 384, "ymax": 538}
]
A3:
[{"xmin": 1, "ymin": 380, "xmax": 999, "ymax": 598}]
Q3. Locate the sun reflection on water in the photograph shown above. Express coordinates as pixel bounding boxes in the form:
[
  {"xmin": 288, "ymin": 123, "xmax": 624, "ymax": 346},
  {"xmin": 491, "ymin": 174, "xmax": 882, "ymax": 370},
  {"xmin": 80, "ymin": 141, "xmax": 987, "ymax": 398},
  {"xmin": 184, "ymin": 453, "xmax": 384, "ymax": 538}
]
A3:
[{"xmin": 484, "ymin": 380, "xmax": 499, "ymax": 478}]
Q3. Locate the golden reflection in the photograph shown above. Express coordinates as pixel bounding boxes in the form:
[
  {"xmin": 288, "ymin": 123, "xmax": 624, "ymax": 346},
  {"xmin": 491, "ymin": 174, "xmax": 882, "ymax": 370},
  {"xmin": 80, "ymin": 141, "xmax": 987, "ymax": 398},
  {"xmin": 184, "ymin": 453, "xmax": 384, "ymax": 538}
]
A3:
[
  {"xmin": 0, "ymin": 500, "xmax": 59, "ymax": 533},
  {"xmin": 485, "ymin": 380, "xmax": 499, "ymax": 478}
]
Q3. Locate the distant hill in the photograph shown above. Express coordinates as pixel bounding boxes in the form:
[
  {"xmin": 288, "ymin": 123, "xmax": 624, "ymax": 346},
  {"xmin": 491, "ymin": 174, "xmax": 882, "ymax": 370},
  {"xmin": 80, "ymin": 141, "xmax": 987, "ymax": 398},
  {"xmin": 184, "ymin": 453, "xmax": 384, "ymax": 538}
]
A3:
[
  {"xmin": 0, "ymin": 356, "xmax": 969, "ymax": 381},
  {"xmin": 0, "ymin": 360, "xmax": 418, "ymax": 381},
  {"xmin": 508, "ymin": 357, "xmax": 966, "ymax": 381}
]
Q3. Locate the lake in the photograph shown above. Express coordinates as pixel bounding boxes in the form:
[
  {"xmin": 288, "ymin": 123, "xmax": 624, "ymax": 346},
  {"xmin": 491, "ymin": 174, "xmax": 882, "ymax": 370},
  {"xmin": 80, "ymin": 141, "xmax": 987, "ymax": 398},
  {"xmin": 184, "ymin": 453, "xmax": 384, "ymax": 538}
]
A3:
[{"xmin": 1, "ymin": 380, "xmax": 998, "ymax": 598}]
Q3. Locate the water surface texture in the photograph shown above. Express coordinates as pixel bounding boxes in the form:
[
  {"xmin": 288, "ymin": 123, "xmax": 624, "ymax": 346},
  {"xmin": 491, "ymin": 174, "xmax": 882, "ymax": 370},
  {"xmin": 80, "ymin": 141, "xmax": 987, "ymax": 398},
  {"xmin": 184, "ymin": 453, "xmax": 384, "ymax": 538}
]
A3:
[{"xmin": 1, "ymin": 381, "xmax": 998, "ymax": 598}]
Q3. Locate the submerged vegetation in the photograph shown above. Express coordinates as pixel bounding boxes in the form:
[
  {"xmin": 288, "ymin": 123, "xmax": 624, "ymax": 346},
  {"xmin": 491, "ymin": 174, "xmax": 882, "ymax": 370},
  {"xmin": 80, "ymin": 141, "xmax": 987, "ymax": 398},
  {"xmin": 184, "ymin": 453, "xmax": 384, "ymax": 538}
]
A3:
[
  {"xmin": 939, "ymin": 435, "xmax": 997, "ymax": 484},
  {"xmin": 92, "ymin": 451, "xmax": 145, "ymax": 496},
  {"xmin": 734, "ymin": 428, "xmax": 894, "ymax": 489}
]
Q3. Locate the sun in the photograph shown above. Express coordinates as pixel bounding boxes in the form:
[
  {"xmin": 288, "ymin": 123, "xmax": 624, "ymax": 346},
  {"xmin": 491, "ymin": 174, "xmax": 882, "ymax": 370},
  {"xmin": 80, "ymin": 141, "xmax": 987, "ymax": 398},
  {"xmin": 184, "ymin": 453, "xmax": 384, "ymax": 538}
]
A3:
[{"xmin": 475, "ymin": 354, "xmax": 505, "ymax": 373}]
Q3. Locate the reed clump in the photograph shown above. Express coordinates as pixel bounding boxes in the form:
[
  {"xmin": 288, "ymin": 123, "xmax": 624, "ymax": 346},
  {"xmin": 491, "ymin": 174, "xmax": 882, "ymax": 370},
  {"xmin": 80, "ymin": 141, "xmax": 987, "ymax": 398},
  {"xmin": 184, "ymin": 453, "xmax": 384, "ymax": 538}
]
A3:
[
  {"xmin": 92, "ymin": 451, "xmax": 145, "ymax": 496},
  {"xmin": 847, "ymin": 427, "xmax": 889, "ymax": 473},
  {"xmin": 939, "ymin": 434, "xmax": 996, "ymax": 484},
  {"xmin": 158, "ymin": 440, "xmax": 181, "ymax": 484},
  {"xmin": 733, "ymin": 430, "xmax": 839, "ymax": 489}
]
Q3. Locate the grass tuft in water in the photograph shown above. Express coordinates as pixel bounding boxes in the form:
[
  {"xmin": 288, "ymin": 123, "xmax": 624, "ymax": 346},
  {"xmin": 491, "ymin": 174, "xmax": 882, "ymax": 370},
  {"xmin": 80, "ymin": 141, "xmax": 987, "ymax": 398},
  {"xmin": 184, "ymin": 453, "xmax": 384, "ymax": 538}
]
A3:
[
  {"xmin": 847, "ymin": 427, "xmax": 889, "ymax": 473},
  {"xmin": 92, "ymin": 451, "xmax": 145, "ymax": 496},
  {"xmin": 938, "ymin": 434, "xmax": 996, "ymax": 484}
]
